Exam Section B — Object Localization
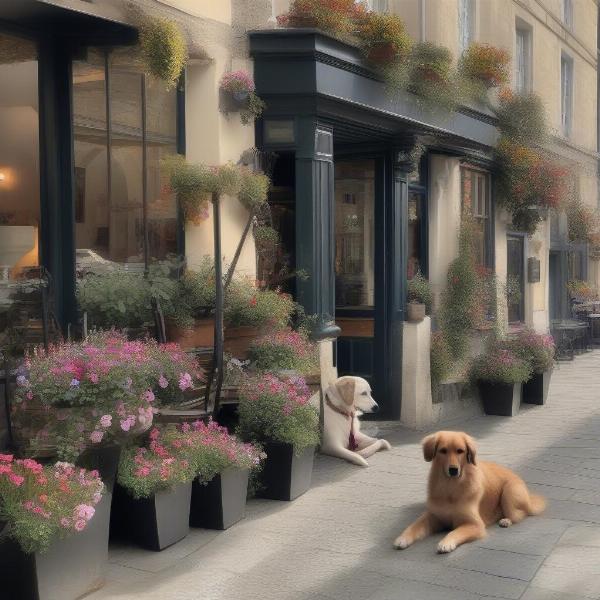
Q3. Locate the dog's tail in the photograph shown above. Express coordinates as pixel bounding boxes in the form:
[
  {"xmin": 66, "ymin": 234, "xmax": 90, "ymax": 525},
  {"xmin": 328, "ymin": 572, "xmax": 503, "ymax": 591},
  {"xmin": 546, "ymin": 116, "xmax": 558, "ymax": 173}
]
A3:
[{"xmin": 528, "ymin": 493, "xmax": 547, "ymax": 516}]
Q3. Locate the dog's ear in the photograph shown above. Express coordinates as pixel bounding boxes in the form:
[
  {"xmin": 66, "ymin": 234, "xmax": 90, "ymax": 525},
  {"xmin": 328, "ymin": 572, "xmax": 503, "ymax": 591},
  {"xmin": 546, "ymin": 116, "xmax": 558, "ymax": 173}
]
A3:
[
  {"xmin": 422, "ymin": 433, "xmax": 438, "ymax": 462},
  {"xmin": 336, "ymin": 378, "xmax": 356, "ymax": 407},
  {"xmin": 464, "ymin": 434, "xmax": 477, "ymax": 465}
]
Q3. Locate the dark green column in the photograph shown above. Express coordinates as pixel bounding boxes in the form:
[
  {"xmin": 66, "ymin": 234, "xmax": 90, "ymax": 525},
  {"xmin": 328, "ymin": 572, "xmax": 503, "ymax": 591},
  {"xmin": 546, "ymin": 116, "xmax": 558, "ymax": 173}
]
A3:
[{"xmin": 295, "ymin": 117, "xmax": 340, "ymax": 340}]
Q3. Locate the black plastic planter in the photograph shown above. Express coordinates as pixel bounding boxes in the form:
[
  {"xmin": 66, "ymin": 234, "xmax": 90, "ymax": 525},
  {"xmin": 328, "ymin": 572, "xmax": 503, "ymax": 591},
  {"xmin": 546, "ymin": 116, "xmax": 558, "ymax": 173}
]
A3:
[
  {"xmin": 190, "ymin": 468, "xmax": 249, "ymax": 530},
  {"xmin": 0, "ymin": 497, "xmax": 110, "ymax": 600},
  {"xmin": 111, "ymin": 482, "xmax": 192, "ymax": 551},
  {"xmin": 522, "ymin": 370, "xmax": 552, "ymax": 405},
  {"xmin": 478, "ymin": 381, "xmax": 522, "ymax": 416},
  {"xmin": 259, "ymin": 442, "xmax": 315, "ymax": 501}
]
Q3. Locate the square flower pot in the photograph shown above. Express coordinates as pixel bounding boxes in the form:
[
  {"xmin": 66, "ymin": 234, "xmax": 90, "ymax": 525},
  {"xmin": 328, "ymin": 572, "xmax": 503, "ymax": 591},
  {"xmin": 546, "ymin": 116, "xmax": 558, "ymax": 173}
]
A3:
[
  {"xmin": 522, "ymin": 370, "xmax": 552, "ymax": 405},
  {"xmin": 258, "ymin": 442, "xmax": 315, "ymax": 501},
  {"xmin": 190, "ymin": 468, "xmax": 249, "ymax": 530},
  {"xmin": 0, "ymin": 494, "xmax": 111, "ymax": 600},
  {"xmin": 110, "ymin": 482, "xmax": 192, "ymax": 551},
  {"xmin": 478, "ymin": 381, "xmax": 522, "ymax": 417}
]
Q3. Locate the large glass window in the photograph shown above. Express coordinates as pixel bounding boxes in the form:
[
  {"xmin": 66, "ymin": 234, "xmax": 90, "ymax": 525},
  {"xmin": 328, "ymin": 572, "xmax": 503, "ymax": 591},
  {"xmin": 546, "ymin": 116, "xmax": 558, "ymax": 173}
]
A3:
[
  {"xmin": 0, "ymin": 34, "xmax": 40, "ymax": 283},
  {"xmin": 72, "ymin": 49, "xmax": 179, "ymax": 275},
  {"xmin": 515, "ymin": 25, "xmax": 531, "ymax": 93},
  {"xmin": 335, "ymin": 160, "xmax": 375, "ymax": 309},
  {"xmin": 461, "ymin": 166, "xmax": 491, "ymax": 269}
]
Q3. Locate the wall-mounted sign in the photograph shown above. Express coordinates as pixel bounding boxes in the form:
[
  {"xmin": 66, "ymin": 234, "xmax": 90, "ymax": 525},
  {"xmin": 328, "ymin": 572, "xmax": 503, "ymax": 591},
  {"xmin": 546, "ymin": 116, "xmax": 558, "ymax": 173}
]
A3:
[{"xmin": 528, "ymin": 257, "xmax": 540, "ymax": 283}]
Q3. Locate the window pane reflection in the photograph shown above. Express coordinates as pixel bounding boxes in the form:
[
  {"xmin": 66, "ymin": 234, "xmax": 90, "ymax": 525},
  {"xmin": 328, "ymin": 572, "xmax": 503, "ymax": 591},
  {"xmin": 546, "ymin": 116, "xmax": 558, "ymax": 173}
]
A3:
[{"xmin": 335, "ymin": 160, "xmax": 375, "ymax": 309}]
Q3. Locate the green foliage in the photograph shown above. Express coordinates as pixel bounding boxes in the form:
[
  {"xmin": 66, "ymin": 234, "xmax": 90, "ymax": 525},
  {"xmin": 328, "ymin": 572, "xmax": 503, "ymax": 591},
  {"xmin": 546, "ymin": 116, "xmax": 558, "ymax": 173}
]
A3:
[
  {"xmin": 502, "ymin": 329, "xmax": 555, "ymax": 374},
  {"xmin": 470, "ymin": 339, "xmax": 532, "ymax": 384},
  {"xmin": 225, "ymin": 280, "xmax": 295, "ymax": 329},
  {"xmin": 237, "ymin": 374, "xmax": 319, "ymax": 453},
  {"xmin": 254, "ymin": 225, "xmax": 280, "ymax": 246},
  {"xmin": 247, "ymin": 330, "xmax": 319, "ymax": 374},
  {"xmin": 495, "ymin": 91, "xmax": 547, "ymax": 145},
  {"xmin": 139, "ymin": 17, "xmax": 187, "ymax": 88},
  {"xmin": 407, "ymin": 272, "xmax": 432, "ymax": 311},
  {"xmin": 239, "ymin": 169, "xmax": 270, "ymax": 212},
  {"xmin": 458, "ymin": 43, "xmax": 510, "ymax": 99},
  {"xmin": 356, "ymin": 11, "xmax": 412, "ymax": 67},
  {"xmin": 430, "ymin": 331, "xmax": 452, "ymax": 389},
  {"xmin": 241, "ymin": 92, "xmax": 266, "ymax": 125}
]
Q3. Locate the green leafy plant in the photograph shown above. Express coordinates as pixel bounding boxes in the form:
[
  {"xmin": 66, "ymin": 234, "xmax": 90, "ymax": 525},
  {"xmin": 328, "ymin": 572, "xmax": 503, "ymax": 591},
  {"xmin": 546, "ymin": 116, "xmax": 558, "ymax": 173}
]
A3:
[
  {"xmin": 458, "ymin": 43, "xmax": 510, "ymax": 100},
  {"xmin": 430, "ymin": 331, "xmax": 452, "ymax": 390},
  {"xmin": 0, "ymin": 457, "xmax": 104, "ymax": 554},
  {"xmin": 247, "ymin": 329, "xmax": 319, "ymax": 374},
  {"xmin": 239, "ymin": 169, "xmax": 270, "ymax": 212},
  {"xmin": 237, "ymin": 373, "xmax": 319, "ymax": 453},
  {"xmin": 495, "ymin": 89, "xmax": 547, "ymax": 145},
  {"xmin": 502, "ymin": 329, "xmax": 555, "ymax": 374},
  {"xmin": 225, "ymin": 279, "xmax": 295, "ymax": 329},
  {"xmin": 139, "ymin": 17, "xmax": 187, "ymax": 88},
  {"xmin": 407, "ymin": 272, "xmax": 432, "ymax": 311},
  {"xmin": 356, "ymin": 11, "xmax": 412, "ymax": 67},
  {"xmin": 566, "ymin": 196, "xmax": 600, "ymax": 243},
  {"xmin": 470, "ymin": 340, "xmax": 532, "ymax": 384}
]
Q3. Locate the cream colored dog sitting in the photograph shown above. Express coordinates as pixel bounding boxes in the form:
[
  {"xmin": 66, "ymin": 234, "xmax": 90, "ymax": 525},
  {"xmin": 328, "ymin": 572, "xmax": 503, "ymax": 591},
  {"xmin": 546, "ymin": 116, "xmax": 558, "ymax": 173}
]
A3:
[{"xmin": 321, "ymin": 376, "xmax": 391, "ymax": 466}]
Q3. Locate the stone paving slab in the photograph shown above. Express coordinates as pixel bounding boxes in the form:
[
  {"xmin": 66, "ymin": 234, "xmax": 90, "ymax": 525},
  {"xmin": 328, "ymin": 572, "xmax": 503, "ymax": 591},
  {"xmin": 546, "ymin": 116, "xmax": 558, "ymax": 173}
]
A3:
[{"xmin": 88, "ymin": 351, "xmax": 600, "ymax": 600}]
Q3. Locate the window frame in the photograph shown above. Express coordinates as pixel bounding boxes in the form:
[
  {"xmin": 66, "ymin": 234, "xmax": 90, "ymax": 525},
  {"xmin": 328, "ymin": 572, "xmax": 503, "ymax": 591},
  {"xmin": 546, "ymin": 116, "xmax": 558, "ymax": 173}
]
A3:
[
  {"xmin": 506, "ymin": 232, "xmax": 526, "ymax": 325},
  {"xmin": 561, "ymin": 51, "xmax": 574, "ymax": 138},
  {"xmin": 562, "ymin": 0, "xmax": 573, "ymax": 30},
  {"xmin": 458, "ymin": 0, "xmax": 475, "ymax": 55},
  {"xmin": 515, "ymin": 22, "xmax": 532, "ymax": 93}
]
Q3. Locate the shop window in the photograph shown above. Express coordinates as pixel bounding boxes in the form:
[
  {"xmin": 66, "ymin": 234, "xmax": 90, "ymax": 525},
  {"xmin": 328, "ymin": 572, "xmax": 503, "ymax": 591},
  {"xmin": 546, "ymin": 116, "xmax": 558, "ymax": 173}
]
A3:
[
  {"xmin": 0, "ymin": 33, "xmax": 40, "ymax": 282},
  {"xmin": 461, "ymin": 166, "xmax": 492, "ymax": 269},
  {"xmin": 335, "ymin": 160, "xmax": 375, "ymax": 309},
  {"xmin": 72, "ymin": 49, "xmax": 179, "ymax": 274}
]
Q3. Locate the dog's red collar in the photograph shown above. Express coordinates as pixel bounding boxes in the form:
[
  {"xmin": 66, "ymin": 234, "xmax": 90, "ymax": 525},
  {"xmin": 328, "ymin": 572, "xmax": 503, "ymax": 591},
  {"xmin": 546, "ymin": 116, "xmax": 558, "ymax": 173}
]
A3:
[{"xmin": 325, "ymin": 397, "xmax": 358, "ymax": 451}]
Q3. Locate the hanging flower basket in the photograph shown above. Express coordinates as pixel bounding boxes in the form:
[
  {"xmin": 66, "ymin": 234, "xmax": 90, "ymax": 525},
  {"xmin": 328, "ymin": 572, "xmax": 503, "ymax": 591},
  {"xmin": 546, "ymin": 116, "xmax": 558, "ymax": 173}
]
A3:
[{"xmin": 219, "ymin": 71, "xmax": 266, "ymax": 124}]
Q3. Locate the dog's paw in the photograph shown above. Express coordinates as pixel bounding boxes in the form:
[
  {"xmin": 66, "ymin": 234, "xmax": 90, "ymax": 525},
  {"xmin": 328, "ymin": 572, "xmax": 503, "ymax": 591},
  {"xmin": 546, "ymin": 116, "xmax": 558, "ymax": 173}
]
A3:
[
  {"xmin": 354, "ymin": 456, "xmax": 369, "ymax": 467},
  {"xmin": 393, "ymin": 536, "xmax": 410, "ymax": 550},
  {"xmin": 380, "ymin": 439, "xmax": 392, "ymax": 451},
  {"xmin": 437, "ymin": 539, "xmax": 457, "ymax": 554},
  {"xmin": 499, "ymin": 518, "xmax": 512, "ymax": 528}
]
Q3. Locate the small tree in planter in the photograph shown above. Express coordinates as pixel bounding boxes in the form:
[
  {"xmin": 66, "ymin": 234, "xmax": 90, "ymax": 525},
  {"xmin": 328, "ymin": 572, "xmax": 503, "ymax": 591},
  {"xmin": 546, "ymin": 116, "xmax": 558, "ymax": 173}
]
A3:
[
  {"xmin": 406, "ymin": 272, "xmax": 432, "ymax": 323},
  {"xmin": 470, "ymin": 342, "xmax": 532, "ymax": 416},
  {"xmin": 113, "ymin": 426, "xmax": 197, "ymax": 551},
  {"xmin": 183, "ymin": 420, "xmax": 263, "ymax": 530},
  {"xmin": 504, "ymin": 330, "xmax": 555, "ymax": 405},
  {"xmin": 238, "ymin": 373, "xmax": 319, "ymax": 500},
  {"xmin": 0, "ymin": 458, "xmax": 106, "ymax": 600},
  {"xmin": 219, "ymin": 70, "xmax": 266, "ymax": 125}
]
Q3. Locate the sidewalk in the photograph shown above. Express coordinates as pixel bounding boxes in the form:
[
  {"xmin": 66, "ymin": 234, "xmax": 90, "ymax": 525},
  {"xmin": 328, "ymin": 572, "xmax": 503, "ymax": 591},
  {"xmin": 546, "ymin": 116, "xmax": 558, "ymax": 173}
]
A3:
[{"xmin": 91, "ymin": 351, "xmax": 600, "ymax": 600}]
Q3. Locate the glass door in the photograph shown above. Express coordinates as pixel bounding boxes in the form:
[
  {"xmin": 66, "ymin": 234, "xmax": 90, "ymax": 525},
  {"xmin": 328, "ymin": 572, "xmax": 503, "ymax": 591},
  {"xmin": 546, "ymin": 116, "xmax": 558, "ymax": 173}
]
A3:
[
  {"xmin": 507, "ymin": 234, "xmax": 525, "ymax": 324},
  {"xmin": 334, "ymin": 159, "xmax": 376, "ymax": 385}
]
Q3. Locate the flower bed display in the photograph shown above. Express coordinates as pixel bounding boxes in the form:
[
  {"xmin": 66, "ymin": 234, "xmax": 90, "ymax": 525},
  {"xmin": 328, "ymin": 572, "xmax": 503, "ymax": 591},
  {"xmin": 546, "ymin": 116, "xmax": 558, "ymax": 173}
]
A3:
[
  {"xmin": 247, "ymin": 329, "xmax": 319, "ymax": 374},
  {"xmin": 12, "ymin": 332, "xmax": 201, "ymax": 461}
]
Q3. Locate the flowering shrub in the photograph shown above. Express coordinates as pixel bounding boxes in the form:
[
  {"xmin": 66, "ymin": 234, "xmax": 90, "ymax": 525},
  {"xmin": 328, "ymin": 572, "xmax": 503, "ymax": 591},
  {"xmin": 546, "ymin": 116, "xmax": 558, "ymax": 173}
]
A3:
[
  {"xmin": 277, "ymin": 0, "xmax": 366, "ymax": 39},
  {"xmin": 503, "ymin": 329, "xmax": 555, "ymax": 374},
  {"xmin": 237, "ymin": 374, "xmax": 319, "ymax": 453},
  {"xmin": 566, "ymin": 197, "xmax": 600, "ymax": 243},
  {"xmin": 0, "ymin": 457, "xmax": 104, "ymax": 553},
  {"xmin": 408, "ymin": 43, "xmax": 456, "ymax": 110},
  {"xmin": 225, "ymin": 280, "xmax": 295, "ymax": 329},
  {"xmin": 567, "ymin": 279, "xmax": 597, "ymax": 301},
  {"xmin": 459, "ymin": 43, "xmax": 510, "ymax": 89},
  {"xmin": 13, "ymin": 332, "xmax": 201, "ymax": 461},
  {"xmin": 220, "ymin": 70, "xmax": 255, "ymax": 94},
  {"xmin": 495, "ymin": 90, "xmax": 547, "ymax": 145},
  {"xmin": 430, "ymin": 331, "xmax": 452, "ymax": 390},
  {"xmin": 117, "ymin": 423, "xmax": 262, "ymax": 498},
  {"xmin": 247, "ymin": 330, "xmax": 319, "ymax": 374},
  {"xmin": 470, "ymin": 343, "xmax": 532, "ymax": 384},
  {"xmin": 356, "ymin": 12, "xmax": 412, "ymax": 67}
]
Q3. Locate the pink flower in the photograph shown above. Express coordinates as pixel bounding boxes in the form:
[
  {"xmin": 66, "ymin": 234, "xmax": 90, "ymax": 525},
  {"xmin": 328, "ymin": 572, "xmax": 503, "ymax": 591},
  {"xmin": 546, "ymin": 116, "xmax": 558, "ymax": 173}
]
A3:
[
  {"xmin": 90, "ymin": 430, "xmax": 104, "ymax": 444},
  {"xmin": 0, "ymin": 454, "xmax": 13, "ymax": 463},
  {"xmin": 74, "ymin": 504, "xmax": 95, "ymax": 521},
  {"xmin": 158, "ymin": 375, "xmax": 168, "ymax": 388},
  {"xmin": 93, "ymin": 492, "xmax": 102, "ymax": 504},
  {"xmin": 74, "ymin": 519, "xmax": 87, "ymax": 532},
  {"xmin": 143, "ymin": 389, "xmax": 155, "ymax": 403},
  {"xmin": 9, "ymin": 474, "xmax": 24, "ymax": 487},
  {"xmin": 89, "ymin": 372, "xmax": 99, "ymax": 384},
  {"xmin": 120, "ymin": 419, "xmax": 132, "ymax": 432},
  {"xmin": 60, "ymin": 518, "xmax": 71, "ymax": 528},
  {"xmin": 136, "ymin": 466, "xmax": 151, "ymax": 477},
  {"xmin": 100, "ymin": 414, "xmax": 112, "ymax": 428},
  {"xmin": 178, "ymin": 373, "xmax": 193, "ymax": 391}
]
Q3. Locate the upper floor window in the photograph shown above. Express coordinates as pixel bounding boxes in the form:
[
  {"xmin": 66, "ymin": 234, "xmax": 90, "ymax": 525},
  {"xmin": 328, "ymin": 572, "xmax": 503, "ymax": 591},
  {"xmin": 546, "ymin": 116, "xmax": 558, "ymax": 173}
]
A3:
[
  {"xmin": 364, "ymin": 0, "xmax": 388, "ymax": 12},
  {"xmin": 561, "ymin": 53, "xmax": 574, "ymax": 138},
  {"xmin": 515, "ymin": 25, "xmax": 531, "ymax": 93},
  {"xmin": 458, "ymin": 0, "xmax": 474, "ymax": 54},
  {"xmin": 562, "ymin": 0, "xmax": 573, "ymax": 29},
  {"xmin": 461, "ymin": 166, "xmax": 492, "ymax": 269}
]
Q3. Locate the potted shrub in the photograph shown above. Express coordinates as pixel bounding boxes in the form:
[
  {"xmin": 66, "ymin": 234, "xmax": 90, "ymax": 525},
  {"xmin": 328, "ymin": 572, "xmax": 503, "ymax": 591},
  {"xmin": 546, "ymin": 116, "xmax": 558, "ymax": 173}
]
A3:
[
  {"xmin": 112, "ymin": 426, "xmax": 197, "ymax": 551},
  {"xmin": 184, "ymin": 420, "xmax": 264, "ymax": 530},
  {"xmin": 165, "ymin": 258, "xmax": 216, "ymax": 349},
  {"xmin": 12, "ymin": 331, "xmax": 201, "ymax": 463},
  {"xmin": 224, "ymin": 280, "xmax": 295, "ymax": 358},
  {"xmin": 247, "ymin": 329, "xmax": 319, "ymax": 373},
  {"xmin": 0, "ymin": 458, "xmax": 106, "ymax": 600},
  {"xmin": 407, "ymin": 272, "xmax": 432, "ymax": 323},
  {"xmin": 356, "ymin": 12, "xmax": 412, "ymax": 68},
  {"xmin": 237, "ymin": 373, "xmax": 319, "ymax": 501},
  {"xmin": 470, "ymin": 343, "xmax": 532, "ymax": 417},
  {"xmin": 506, "ymin": 329, "xmax": 555, "ymax": 405},
  {"xmin": 219, "ymin": 70, "xmax": 266, "ymax": 125}
]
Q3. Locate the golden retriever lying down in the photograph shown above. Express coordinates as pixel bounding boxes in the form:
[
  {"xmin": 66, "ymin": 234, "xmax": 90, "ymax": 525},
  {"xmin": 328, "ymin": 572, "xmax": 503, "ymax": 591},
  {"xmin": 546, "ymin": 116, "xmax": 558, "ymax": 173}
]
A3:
[{"xmin": 394, "ymin": 431, "xmax": 546, "ymax": 554}]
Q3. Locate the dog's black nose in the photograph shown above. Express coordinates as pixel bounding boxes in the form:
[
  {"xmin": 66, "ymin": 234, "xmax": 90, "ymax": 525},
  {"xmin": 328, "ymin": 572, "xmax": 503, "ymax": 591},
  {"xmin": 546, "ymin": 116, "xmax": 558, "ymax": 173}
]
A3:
[
  {"xmin": 448, "ymin": 466, "xmax": 459, "ymax": 477},
  {"xmin": 371, "ymin": 403, "xmax": 379, "ymax": 413}
]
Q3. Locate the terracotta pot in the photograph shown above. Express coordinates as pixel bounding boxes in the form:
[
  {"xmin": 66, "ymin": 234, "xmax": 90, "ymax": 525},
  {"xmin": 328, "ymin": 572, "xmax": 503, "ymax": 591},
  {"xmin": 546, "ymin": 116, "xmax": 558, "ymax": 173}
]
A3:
[
  {"xmin": 407, "ymin": 302, "xmax": 426, "ymax": 323},
  {"xmin": 165, "ymin": 317, "xmax": 214, "ymax": 350},
  {"xmin": 224, "ymin": 326, "xmax": 260, "ymax": 358}
]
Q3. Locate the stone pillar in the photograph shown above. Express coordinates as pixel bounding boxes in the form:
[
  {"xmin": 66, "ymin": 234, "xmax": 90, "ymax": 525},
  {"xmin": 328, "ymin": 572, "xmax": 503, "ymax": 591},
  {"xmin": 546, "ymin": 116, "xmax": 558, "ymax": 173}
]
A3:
[
  {"xmin": 401, "ymin": 317, "xmax": 433, "ymax": 429},
  {"xmin": 295, "ymin": 117, "xmax": 340, "ymax": 340}
]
